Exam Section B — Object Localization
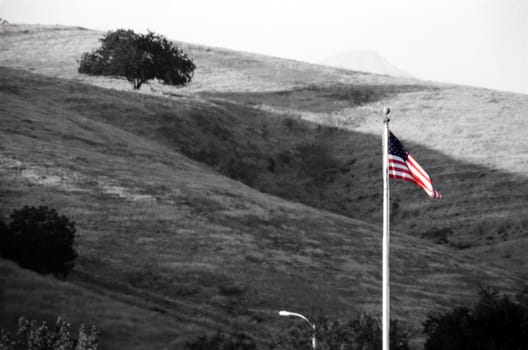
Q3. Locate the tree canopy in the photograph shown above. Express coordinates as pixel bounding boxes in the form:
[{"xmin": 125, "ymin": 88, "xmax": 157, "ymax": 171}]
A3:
[
  {"xmin": 78, "ymin": 29, "xmax": 195, "ymax": 90},
  {"xmin": 0, "ymin": 206, "xmax": 77, "ymax": 276},
  {"xmin": 424, "ymin": 286, "xmax": 528, "ymax": 350}
]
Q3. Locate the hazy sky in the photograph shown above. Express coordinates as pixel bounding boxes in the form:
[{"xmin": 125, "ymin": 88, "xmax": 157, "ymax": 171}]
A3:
[{"xmin": 2, "ymin": 0, "xmax": 527, "ymax": 94}]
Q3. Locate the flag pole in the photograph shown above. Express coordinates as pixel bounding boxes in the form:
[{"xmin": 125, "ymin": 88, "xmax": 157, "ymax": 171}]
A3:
[{"xmin": 382, "ymin": 106, "xmax": 391, "ymax": 350}]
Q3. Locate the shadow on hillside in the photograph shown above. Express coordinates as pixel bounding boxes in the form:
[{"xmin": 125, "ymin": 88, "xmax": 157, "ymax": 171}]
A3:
[
  {"xmin": 3, "ymin": 67, "xmax": 528, "ymax": 347},
  {"xmin": 199, "ymin": 83, "xmax": 431, "ymax": 114},
  {"xmin": 192, "ymin": 88, "xmax": 528, "ymax": 251},
  {"xmin": 1, "ymin": 66, "xmax": 527, "ymax": 251}
]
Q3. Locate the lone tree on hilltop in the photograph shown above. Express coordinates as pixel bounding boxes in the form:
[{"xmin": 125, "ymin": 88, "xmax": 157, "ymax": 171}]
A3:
[{"xmin": 79, "ymin": 29, "xmax": 195, "ymax": 90}]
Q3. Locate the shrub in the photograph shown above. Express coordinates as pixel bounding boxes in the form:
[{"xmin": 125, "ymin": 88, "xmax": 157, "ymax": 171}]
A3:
[
  {"xmin": 0, "ymin": 316, "xmax": 98, "ymax": 350},
  {"xmin": 79, "ymin": 29, "xmax": 195, "ymax": 90},
  {"xmin": 423, "ymin": 286, "xmax": 528, "ymax": 350},
  {"xmin": 349, "ymin": 314, "xmax": 410, "ymax": 350},
  {"xmin": 0, "ymin": 219, "xmax": 7, "ymax": 251},
  {"xmin": 273, "ymin": 313, "xmax": 409, "ymax": 350},
  {"xmin": 282, "ymin": 118, "xmax": 297, "ymax": 132},
  {"xmin": 218, "ymin": 157, "xmax": 258, "ymax": 186},
  {"xmin": 184, "ymin": 331, "xmax": 256, "ymax": 350},
  {"xmin": 295, "ymin": 142, "xmax": 341, "ymax": 186},
  {"xmin": 0, "ymin": 206, "xmax": 77, "ymax": 276}
]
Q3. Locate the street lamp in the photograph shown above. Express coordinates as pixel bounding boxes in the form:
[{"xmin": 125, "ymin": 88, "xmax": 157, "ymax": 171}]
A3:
[{"xmin": 278, "ymin": 310, "xmax": 316, "ymax": 350}]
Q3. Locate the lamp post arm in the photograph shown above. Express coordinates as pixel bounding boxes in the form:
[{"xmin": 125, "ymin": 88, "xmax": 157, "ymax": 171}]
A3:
[
  {"xmin": 285, "ymin": 312, "xmax": 313, "ymax": 328},
  {"xmin": 278, "ymin": 311, "xmax": 316, "ymax": 350}
]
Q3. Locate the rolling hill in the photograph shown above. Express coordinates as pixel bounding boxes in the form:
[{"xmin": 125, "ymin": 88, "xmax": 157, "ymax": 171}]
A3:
[
  {"xmin": 319, "ymin": 50, "xmax": 412, "ymax": 78},
  {"xmin": 1, "ymin": 23, "xmax": 527, "ymax": 349},
  {"xmin": 3, "ymin": 24, "xmax": 526, "ymax": 251}
]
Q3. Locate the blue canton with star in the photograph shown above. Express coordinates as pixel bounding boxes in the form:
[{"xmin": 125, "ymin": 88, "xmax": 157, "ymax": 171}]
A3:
[{"xmin": 389, "ymin": 132, "xmax": 409, "ymax": 161}]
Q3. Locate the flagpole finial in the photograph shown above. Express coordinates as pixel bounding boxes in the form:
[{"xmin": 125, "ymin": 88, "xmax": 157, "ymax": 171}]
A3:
[{"xmin": 383, "ymin": 107, "xmax": 390, "ymax": 123}]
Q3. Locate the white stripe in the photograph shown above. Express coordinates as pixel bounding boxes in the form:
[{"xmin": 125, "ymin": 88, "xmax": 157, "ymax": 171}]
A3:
[
  {"xmin": 390, "ymin": 151, "xmax": 442, "ymax": 199},
  {"xmin": 389, "ymin": 170, "xmax": 415, "ymax": 181},
  {"xmin": 389, "ymin": 162, "xmax": 410, "ymax": 172},
  {"xmin": 388, "ymin": 154, "xmax": 406, "ymax": 163},
  {"xmin": 424, "ymin": 188, "xmax": 435, "ymax": 198},
  {"xmin": 407, "ymin": 162, "xmax": 434, "ymax": 192},
  {"xmin": 407, "ymin": 155, "xmax": 431, "ymax": 181}
]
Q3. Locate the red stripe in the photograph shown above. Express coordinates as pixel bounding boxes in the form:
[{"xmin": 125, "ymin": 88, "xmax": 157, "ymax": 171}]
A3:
[
  {"xmin": 388, "ymin": 166, "xmax": 411, "ymax": 174},
  {"xmin": 390, "ymin": 174, "xmax": 419, "ymax": 184},
  {"xmin": 389, "ymin": 162, "xmax": 427, "ymax": 187},
  {"xmin": 407, "ymin": 155, "xmax": 431, "ymax": 181},
  {"xmin": 389, "ymin": 169, "xmax": 417, "ymax": 182},
  {"xmin": 390, "ymin": 164, "xmax": 435, "ymax": 195},
  {"xmin": 410, "ymin": 172, "xmax": 430, "ymax": 190},
  {"xmin": 389, "ymin": 158, "xmax": 407, "ymax": 167},
  {"xmin": 388, "ymin": 155, "xmax": 406, "ymax": 163},
  {"xmin": 413, "ymin": 175, "xmax": 433, "ymax": 194},
  {"xmin": 389, "ymin": 174, "xmax": 415, "ymax": 183},
  {"xmin": 400, "ymin": 155, "xmax": 434, "ymax": 192},
  {"xmin": 388, "ymin": 161, "xmax": 409, "ymax": 170},
  {"xmin": 388, "ymin": 133, "xmax": 442, "ymax": 199}
]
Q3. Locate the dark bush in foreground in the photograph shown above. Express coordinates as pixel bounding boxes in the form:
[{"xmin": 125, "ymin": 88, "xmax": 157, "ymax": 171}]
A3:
[
  {"xmin": 0, "ymin": 206, "xmax": 77, "ymax": 276},
  {"xmin": 79, "ymin": 29, "xmax": 195, "ymax": 90},
  {"xmin": 0, "ymin": 316, "xmax": 98, "ymax": 350},
  {"xmin": 273, "ymin": 313, "xmax": 409, "ymax": 350},
  {"xmin": 184, "ymin": 331, "xmax": 256, "ymax": 350},
  {"xmin": 424, "ymin": 286, "xmax": 528, "ymax": 350}
]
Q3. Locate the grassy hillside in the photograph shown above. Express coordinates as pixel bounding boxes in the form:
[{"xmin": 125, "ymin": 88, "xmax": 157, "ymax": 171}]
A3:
[
  {"xmin": 0, "ymin": 65, "xmax": 524, "ymax": 348},
  {"xmin": 1, "ymin": 23, "xmax": 527, "ymax": 348},
  {"xmin": 1, "ymin": 24, "xmax": 526, "ymax": 252},
  {"xmin": 0, "ymin": 259, "xmax": 204, "ymax": 349}
]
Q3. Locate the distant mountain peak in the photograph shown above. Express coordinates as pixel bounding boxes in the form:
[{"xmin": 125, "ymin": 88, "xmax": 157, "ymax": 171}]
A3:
[{"xmin": 319, "ymin": 50, "xmax": 412, "ymax": 78}]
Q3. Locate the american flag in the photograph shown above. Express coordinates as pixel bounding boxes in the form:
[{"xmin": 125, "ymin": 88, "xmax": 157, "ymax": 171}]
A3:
[{"xmin": 388, "ymin": 131, "xmax": 442, "ymax": 199}]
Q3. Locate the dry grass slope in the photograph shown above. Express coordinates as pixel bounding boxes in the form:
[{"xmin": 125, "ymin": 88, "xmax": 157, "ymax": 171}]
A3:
[
  {"xmin": 1, "ymin": 24, "xmax": 526, "ymax": 251},
  {"xmin": 1, "ymin": 24, "xmax": 527, "ymax": 348},
  {"xmin": 0, "ymin": 65, "xmax": 523, "ymax": 348}
]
